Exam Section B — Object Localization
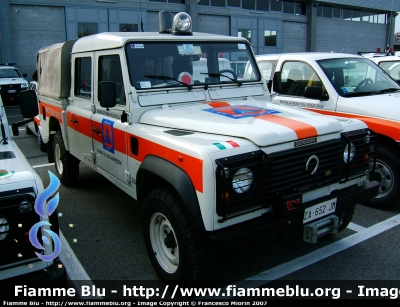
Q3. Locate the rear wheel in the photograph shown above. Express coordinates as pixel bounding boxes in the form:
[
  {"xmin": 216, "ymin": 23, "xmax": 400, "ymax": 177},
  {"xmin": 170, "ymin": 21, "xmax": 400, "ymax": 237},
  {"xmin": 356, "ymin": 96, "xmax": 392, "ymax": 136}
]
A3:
[
  {"xmin": 52, "ymin": 131, "xmax": 80, "ymax": 186},
  {"xmin": 363, "ymin": 144, "xmax": 400, "ymax": 209},
  {"xmin": 142, "ymin": 186, "xmax": 210, "ymax": 282}
]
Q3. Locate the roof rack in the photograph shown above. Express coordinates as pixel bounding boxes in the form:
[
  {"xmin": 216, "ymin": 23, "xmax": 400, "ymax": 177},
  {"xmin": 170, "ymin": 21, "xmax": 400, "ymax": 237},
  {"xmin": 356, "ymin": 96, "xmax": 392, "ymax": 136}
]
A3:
[{"xmin": 357, "ymin": 51, "xmax": 396, "ymax": 57}]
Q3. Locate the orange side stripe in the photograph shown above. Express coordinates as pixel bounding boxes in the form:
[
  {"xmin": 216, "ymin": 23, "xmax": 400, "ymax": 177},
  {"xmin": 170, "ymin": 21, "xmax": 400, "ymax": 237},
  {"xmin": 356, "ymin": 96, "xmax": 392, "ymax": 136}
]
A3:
[
  {"xmin": 308, "ymin": 109, "xmax": 400, "ymax": 142},
  {"xmin": 206, "ymin": 101, "xmax": 231, "ymax": 108},
  {"xmin": 128, "ymin": 135, "xmax": 203, "ymax": 193},
  {"xmin": 39, "ymin": 101, "xmax": 63, "ymax": 124},
  {"xmin": 255, "ymin": 114, "xmax": 318, "ymax": 139},
  {"xmin": 67, "ymin": 111, "xmax": 92, "ymax": 138}
]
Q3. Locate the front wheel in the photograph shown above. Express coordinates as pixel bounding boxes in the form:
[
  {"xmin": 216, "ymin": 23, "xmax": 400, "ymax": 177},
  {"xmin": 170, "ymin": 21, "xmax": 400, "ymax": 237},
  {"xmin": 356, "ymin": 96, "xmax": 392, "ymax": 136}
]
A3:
[
  {"xmin": 142, "ymin": 186, "xmax": 210, "ymax": 282},
  {"xmin": 53, "ymin": 131, "xmax": 80, "ymax": 186},
  {"xmin": 362, "ymin": 144, "xmax": 400, "ymax": 209}
]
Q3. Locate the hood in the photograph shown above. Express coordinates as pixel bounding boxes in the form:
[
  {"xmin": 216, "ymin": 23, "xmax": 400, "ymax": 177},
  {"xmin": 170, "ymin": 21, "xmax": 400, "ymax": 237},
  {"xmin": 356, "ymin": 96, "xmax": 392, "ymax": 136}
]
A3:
[
  {"xmin": 338, "ymin": 93, "xmax": 400, "ymax": 122},
  {"xmin": 0, "ymin": 142, "xmax": 36, "ymax": 187},
  {"xmin": 140, "ymin": 99, "xmax": 345, "ymax": 146},
  {"xmin": 0, "ymin": 77, "xmax": 26, "ymax": 85}
]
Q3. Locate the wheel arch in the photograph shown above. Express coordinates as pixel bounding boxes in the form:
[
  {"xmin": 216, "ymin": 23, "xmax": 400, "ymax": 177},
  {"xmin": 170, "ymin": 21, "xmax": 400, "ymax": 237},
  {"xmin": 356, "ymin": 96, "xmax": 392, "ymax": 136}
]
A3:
[
  {"xmin": 137, "ymin": 155, "xmax": 205, "ymax": 231},
  {"xmin": 376, "ymin": 134, "xmax": 400, "ymax": 155}
]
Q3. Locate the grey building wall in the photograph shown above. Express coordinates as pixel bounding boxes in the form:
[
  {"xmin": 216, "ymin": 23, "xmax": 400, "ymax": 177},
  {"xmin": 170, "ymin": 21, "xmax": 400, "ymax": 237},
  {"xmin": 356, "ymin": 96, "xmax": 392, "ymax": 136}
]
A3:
[
  {"xmin": 315, "ymin": 18, "xmax": 387, "ymax": 53},
  {"xmin": 282, "ymin": 20, "xmax": 308, "ymax": 53},
  {"xmin": 9, "ymin": 4, "xmax": 65, "ymax": 78},
  {"xmin": 317, "ymin": 0, "xmax": 399, "ymax": 11},
  {"xmin": 2, "ymin": 0, "xmax": 399, "ymax": 81}
]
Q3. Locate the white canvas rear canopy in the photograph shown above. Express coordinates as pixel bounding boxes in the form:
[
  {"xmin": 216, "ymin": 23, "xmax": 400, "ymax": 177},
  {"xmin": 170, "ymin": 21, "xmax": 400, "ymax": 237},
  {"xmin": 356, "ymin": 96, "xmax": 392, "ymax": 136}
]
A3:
[{"xmin": 36, "ymin": 39, "xmax": 77, "ymax": 99}]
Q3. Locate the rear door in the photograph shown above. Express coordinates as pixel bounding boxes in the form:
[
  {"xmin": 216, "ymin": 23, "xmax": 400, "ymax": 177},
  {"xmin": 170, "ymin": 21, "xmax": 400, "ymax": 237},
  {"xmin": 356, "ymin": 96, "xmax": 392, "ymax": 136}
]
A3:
[{"xmin": 67, "ymin": 55, "xmax": 95, "ymax": 163}]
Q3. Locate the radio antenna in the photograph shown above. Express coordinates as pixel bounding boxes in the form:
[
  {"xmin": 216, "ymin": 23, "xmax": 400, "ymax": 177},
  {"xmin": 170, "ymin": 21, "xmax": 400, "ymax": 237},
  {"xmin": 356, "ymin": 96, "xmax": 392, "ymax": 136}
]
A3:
[{"xmin": 140, "ymin": 0, "xmax": 144, "ymax": 32}]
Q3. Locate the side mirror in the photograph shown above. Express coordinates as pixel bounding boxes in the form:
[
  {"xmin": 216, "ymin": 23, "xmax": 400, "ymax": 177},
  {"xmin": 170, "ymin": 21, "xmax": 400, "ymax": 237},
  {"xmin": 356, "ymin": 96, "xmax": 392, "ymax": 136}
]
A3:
[
  {"xmin": 272, "ymin": 71, "xmax": 282, "ymax": 93},
  {"xmin": 19, "ymin": 89, "xmax": 39, "ymax": 118},
  {"xmin": 98, "ymin": 81, "xmax": 117, "ymax": 110},
  {"xmin": 304, "ymin": 86, "xmax": 323, "ymax": 100}
]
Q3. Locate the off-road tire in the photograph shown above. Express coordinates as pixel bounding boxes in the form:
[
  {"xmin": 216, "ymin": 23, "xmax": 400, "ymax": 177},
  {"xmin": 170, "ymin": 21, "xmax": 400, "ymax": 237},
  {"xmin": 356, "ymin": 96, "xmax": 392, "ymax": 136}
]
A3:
[
  {"xmin": 53, "ymin": 131, "xmax": 80, "ymax": 186},
  {"xmin": 362, "ymin": 144, "xmax": 400, "ymax": 209},
  {"xmin": 142, "ymin": 186, "xmax": 210, "ymax": 282}
]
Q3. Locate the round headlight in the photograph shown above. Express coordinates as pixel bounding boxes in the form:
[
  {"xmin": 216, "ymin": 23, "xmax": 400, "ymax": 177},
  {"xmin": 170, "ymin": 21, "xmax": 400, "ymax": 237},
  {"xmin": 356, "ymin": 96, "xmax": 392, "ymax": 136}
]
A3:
[
  {"xmin": 232, "ymin": 167, "xmax": 253, "ymax": 193},
  {"xmin": 0, "ymin": 216, "xmax": 9, "ymax": 241},
  {"xmin": 343, "ymin": 142, "xmax": 356, "ymax": 163}
]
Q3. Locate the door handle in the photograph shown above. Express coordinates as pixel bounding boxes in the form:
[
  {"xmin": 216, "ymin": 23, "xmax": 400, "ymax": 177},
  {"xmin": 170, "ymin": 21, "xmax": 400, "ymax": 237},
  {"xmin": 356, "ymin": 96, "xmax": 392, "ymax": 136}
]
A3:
[
  {"xmin": 92, "ymin": 128, "xmax": 102, "ymax": 135},
  {"xmin": 70, "ymin": 118, "xmax": 78, "ymax": 124}
]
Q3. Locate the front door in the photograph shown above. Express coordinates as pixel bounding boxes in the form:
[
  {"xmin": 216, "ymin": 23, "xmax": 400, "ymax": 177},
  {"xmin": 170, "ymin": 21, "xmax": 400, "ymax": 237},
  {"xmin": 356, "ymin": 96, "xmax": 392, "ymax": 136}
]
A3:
[{"xmin": 91, "ymin": 54, "xmax": 130, "ymax": 185}]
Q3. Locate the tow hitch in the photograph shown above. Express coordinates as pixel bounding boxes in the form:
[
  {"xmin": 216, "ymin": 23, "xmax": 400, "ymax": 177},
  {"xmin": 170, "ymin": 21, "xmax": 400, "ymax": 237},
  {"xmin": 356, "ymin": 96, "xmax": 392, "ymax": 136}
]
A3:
[{"xmin": 303, "ymin": 214, "xmax": 339, "ymax": 243}]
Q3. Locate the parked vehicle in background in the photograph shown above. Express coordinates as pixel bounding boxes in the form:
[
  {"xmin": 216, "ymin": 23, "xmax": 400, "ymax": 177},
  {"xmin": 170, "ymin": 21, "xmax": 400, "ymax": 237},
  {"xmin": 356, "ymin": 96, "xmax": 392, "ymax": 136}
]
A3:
[
  {"xmin": 0, "ymin": 93, "xmax": 67, "ymax": 296},
  {"xmin": 19, "ymin": 12, "xmax": 379, "ymax": 282},
  {"xmin": 253, "ymin": 52, "xmax": 400, "ymax": 209},
  {"xmin": 0, "ymin": 63, "xmax": 29, "ymax": 106},
  {"xmin": 359, "ymin": 52, "xmax": 400, "ymax": 84}
]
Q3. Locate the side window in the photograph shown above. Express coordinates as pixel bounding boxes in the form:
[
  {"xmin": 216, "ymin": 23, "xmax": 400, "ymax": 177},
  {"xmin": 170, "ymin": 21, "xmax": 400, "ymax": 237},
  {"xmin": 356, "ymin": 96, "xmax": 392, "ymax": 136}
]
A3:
[
  {"xmin": 99, "ymin": 55, "xmax": 125, "ymax": 106},
  {"xmin": 74, "ymin": 57, "xmax": 92, "ymax": 99},
  {"xmin": 281, "ymin": 62, "xmax": 322, "ymax": 97}
]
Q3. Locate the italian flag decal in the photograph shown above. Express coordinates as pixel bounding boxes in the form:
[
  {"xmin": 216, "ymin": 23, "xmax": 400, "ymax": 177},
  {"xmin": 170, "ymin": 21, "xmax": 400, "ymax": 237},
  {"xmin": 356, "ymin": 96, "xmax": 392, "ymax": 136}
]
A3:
[{"xmin": 213, "ymin": 140, "xmax": 240, "ymax": 150}]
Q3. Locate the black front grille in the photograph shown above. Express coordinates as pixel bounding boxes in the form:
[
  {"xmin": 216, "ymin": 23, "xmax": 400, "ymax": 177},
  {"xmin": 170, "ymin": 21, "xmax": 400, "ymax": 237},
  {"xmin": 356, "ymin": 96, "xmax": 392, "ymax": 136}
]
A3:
[
  {"xmin": 215, "ymin": 129, "xmax": 377, "ymax": 221},
  {"xmin": 0, "ymin": 188, "xmax": 40, "ymax": 268},
  {"xmin": 0, "ymin": 84, "xmax": 23, "ymax": 94},
  {"xmin": 341, "ymin": 129, "xmax": 377, "ymax": 181},
  {"xmin": 268, "ymin": 138, "xmax": 343, "ymax": 193}
]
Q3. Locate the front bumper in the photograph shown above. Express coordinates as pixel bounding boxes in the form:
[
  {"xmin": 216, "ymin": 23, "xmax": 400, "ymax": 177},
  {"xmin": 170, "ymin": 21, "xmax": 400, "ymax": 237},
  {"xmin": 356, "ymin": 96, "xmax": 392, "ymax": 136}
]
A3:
[
  {"xmin": 209, "ymin": 179, "xmax": 379, "ymax": 241},
  {"xmin": 0, "ymin": 258, "xmax": 67, "ymax": 297}
]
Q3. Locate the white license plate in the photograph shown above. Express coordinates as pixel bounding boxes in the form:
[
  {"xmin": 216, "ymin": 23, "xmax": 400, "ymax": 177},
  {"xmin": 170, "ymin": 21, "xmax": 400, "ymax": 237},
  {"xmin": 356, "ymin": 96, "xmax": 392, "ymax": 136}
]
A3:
[
  {"xmin": 8, "ymin": 90, "xmax": 17, "ymax": 93},
  {"xmin": 303, "ymin": 198, "xmax": 337, "ymax": 224}
]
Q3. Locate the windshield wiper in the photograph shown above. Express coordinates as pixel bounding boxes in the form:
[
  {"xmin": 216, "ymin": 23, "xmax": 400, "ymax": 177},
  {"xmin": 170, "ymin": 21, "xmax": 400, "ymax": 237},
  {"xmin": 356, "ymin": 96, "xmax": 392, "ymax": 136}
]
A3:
[
  {"xmin": 343, "ymin": 92, "xmax": 375, "ymax": 97},
  {"xmin": 201, "ymin": 72, "xmax": 242, "ymax": 86},
  {"xmin": 143, "ymin": 75, "xmax": 192, "ymax": 90},
  {"xmin": 379, "ymin": 88, "xmax": 400, "ymax": 93}
]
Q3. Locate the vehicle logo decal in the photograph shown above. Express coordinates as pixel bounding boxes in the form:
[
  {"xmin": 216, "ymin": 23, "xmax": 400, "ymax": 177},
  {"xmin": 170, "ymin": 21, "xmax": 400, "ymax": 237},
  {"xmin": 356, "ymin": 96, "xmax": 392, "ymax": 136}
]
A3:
[
  {"xmin": 102, "ymin": 119, "xmax": 115, "ymax": 154},
  {"xmin": 295, "ymin": 137, "xmax": 317, "ymax": 147},
  {"xmin": 204, "ymin": 105, "xmax": 280, "ymax": 119},
  {"xmin": 178, "ymin": 72, "xmax": 193, "ymax": 85},
  {"xmin": 278, "ymin": 100, "xmax": 324, "ymax": 109},
  {"xmin": 306, "ymin": 155, "xmax": 319, "ymax": 175},
  {"xmin": 213, "ymin": 140, "xmax": 240, "ymax": 150},
  {"xmin": 0, "ymin": 169, "xmax": 15, "ymax": 180}
]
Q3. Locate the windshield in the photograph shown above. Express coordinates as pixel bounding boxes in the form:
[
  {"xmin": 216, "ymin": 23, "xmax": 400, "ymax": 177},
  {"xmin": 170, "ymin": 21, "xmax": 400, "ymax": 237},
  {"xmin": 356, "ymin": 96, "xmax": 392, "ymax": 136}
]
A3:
[
  {"xmin": 125, "ymin": 41, "xmax": 260, "ymax": 90},
  {"xmin": 317, "ymin": 57, "xmax": 400, "ymax": 97},
  {"xmin": 0, "ymin": 68, "xmax": 22, "ymax": 78}
]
